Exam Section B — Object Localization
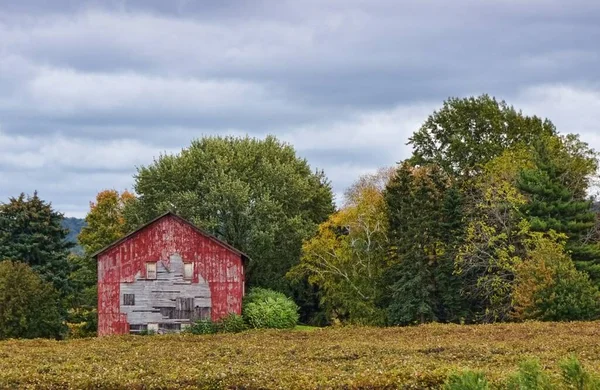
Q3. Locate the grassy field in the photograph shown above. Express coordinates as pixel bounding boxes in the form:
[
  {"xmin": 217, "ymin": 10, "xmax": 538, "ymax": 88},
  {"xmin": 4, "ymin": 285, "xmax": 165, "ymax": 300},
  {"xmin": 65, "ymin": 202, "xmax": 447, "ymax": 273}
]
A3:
[{"xmin": 1, "ymin": 321, "xmax": 600, "ymax": 389}]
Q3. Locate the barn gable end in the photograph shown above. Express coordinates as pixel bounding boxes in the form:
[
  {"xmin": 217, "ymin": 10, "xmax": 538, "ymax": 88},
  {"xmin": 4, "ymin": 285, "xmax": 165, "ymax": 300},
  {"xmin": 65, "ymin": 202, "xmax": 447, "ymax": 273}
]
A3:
[{"xmin": 95, "ymin": 212, "xmax": 247, "ymax": 336}]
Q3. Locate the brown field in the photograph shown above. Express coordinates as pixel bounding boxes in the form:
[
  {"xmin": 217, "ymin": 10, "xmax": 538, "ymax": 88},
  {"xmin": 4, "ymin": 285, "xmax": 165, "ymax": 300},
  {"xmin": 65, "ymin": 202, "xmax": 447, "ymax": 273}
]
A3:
[{"xmin": 1, "ymin": 321, "xmax": 600, "ymax": 389}]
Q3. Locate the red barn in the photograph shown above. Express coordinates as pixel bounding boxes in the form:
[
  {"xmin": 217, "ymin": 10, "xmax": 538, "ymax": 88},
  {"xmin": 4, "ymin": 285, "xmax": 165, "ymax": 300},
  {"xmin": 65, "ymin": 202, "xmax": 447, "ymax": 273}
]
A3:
[{"xmin": 93, "ymin": 212, "xmax": 248, "ymax": 336}]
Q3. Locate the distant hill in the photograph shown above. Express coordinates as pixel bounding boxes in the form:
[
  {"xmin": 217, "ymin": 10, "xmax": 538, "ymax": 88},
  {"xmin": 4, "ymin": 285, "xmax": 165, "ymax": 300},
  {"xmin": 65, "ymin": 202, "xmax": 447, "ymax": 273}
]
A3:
[{"xmin": 62, "ymin": 217, "xmax": 86, "ymax": 253}]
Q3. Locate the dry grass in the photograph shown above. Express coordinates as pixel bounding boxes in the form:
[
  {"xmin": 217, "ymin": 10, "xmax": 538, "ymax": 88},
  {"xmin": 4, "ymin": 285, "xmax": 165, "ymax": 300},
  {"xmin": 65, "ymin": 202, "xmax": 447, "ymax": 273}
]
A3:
[{"xmin": 1, "ymin": 321, "xmax": 600, "ymax": 389}]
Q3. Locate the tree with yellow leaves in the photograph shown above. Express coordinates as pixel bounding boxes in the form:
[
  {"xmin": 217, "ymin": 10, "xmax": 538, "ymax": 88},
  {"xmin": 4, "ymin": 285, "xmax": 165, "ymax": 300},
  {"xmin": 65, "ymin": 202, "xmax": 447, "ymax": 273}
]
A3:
[{"xmin": 288, "ymin": 168, "xmax": 393, "ymax": 325}]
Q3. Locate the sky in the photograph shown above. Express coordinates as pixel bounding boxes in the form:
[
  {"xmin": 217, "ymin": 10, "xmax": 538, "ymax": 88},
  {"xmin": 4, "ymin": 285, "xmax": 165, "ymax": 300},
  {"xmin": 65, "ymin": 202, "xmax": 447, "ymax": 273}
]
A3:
[{"xmin": 0, "ymin": 0, "xmax": 599, "ymax": 217}]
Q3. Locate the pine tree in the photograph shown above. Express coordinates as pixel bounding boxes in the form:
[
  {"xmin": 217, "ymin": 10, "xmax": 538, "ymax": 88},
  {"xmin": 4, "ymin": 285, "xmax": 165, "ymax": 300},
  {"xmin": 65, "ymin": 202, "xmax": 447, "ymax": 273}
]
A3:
[
  {"xmin": 0, "ymin": 192, "xmax": 73, "ymax": 296},
  {"xmin": 385, "ymin": 163, "xmax": 467, "ymax": 325},
  {"xmin": 517, "ymin": 137, "xmax": 600, "ymax": 282}
]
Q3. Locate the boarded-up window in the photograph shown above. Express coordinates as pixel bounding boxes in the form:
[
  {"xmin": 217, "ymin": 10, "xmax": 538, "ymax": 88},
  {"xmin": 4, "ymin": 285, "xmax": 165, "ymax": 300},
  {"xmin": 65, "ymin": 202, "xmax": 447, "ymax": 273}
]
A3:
[
  {"xmin": 176, "ymin": 297, "xmax": 195, "ymax": 320},
  {"xmin": 183, "ymin": 263, "xmax": 193, "ymax": 280},
  {"xmin": 146, "ymin": 262, "xmax": 157, "ymax": 280},
  {"xmin": 123, "ymin": 294, "xmax": 135, "ymax": 306},
  {"xmin": 195, "ymin": 306, "xmax": 211, "ymax": 320}
]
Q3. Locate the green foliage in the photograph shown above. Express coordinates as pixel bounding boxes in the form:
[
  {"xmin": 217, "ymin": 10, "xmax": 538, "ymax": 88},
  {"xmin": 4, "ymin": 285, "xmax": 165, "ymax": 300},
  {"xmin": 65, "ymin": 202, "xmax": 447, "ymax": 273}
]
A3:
[
  {"xmin": 186, "ymin": 314, "xmax": 248, "ymax": 335},
  {"xmin": 125, "ymin": 135, "xmax": 334, "ymax": 321},
  {"xmin": 0, "ymin": 261, "xmax": 64, "ymax": 340},
  {"xmin": 516, "ymin": 135, "xmax": 600, "ymax": 283},
  {"xmin": 444, "ymin": 370, "xmax": 489, "ymax": 390},
  {"xmin": 289, "ymin": 169, "xmax": 392, "ymax": 325},
  {"xmin": 0, "ymin": 192, "xmax": 73, "ymax": 296},
  {"xmin": 505, "ymin": 359, "xmax": 553, "ymax": 390},
  {"xmin": 218, "ymin": 313, "xmax": 248, "ymax": 333},
  {"xmin": 409, "ymin": 94, "xmax": 556, "ymax": 178},
  {"xmin": 385, "ymin": 162, "xmax": 467, "ymax": 325},
  {"xmin": 243, "ymin": 288, "xmax": 299, "ymax": 329},
  {"xmin": 560, "ymin": 355, "xmax": 600, "ymax": 389},
  {"xmin": 186, "ymin": 319, "xmax": 217, "ymax": 335}
]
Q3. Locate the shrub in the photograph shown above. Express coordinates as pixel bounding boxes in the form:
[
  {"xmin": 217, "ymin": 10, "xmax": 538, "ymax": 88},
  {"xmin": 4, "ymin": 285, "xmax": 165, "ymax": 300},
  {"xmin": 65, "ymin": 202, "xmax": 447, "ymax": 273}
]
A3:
[
  {"xmin": 506, "ymin": 359, "xmax": 552, "ymax": 390},
  {"xmin": 243, "ymin": 288, "xmax": 299, "ymax": 329},
  {"xmin": 218, "ymin": 313, "xmax": 247, "ymax": 333},
  {"xmin": 186, "ymin": 320, "xmax": 218, "ymax": 335},
  {"xmin": 444, "ymin": 370, "xmax": 489, "ymax": 390},
  {"xmin": 560, "ymin": 355, "xmax": 600, "ymax": 389}
]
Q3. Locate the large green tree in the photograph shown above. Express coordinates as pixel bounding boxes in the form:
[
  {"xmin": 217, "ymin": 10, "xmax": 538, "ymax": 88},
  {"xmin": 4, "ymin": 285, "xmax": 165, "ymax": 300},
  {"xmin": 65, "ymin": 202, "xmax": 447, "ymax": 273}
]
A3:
[
  {"xmin": 0, "ymin": 260, "xmax": 64, "ymax": 339},
  {"xmin": 0, "ymin": 192, "xmax": 73, "ymax": 296},
  {"xmin": 409, "ymin": 95, "xmax": 556, "ymax": 178},
  {"xmin": 125, "ymin": 135, "xmax": 334, "ymax": 317}
]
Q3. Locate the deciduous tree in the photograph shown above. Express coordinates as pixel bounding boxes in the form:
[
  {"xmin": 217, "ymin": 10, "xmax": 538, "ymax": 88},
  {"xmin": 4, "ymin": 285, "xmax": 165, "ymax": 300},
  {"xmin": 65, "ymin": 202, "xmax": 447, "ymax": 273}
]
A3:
[
  {"xmin": 0, "ymin": 260, "xmax": 63, "ymax": 339},
  {"xmin": 409, "ymin": 95, "xmax": 556, "ymax": 178},
  {"xmin": 125, "ymin": 135, "xmax": 334, "ymax": 320},
  {"xmin": 289, "ymin": 168, "xmax": 393, "ymax": 325}
]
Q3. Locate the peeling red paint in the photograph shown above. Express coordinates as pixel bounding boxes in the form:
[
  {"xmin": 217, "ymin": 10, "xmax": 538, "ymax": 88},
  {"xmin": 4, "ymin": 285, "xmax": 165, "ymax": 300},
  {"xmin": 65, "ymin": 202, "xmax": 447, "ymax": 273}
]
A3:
[{"xmin": 97, "ymin": 214, "xmax": 245, "ymax": 336}]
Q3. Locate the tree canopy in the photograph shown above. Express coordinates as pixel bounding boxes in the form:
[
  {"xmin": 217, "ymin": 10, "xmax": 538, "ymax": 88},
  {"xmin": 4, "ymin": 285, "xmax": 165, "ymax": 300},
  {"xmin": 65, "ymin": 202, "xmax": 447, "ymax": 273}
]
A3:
[
  {"xmin": 409, "ymin": 95, "xmax": 556, "ymax": 178},
  {"xmin": 126, "ymin": 135, "xmax": 335, "ymax": 303}
]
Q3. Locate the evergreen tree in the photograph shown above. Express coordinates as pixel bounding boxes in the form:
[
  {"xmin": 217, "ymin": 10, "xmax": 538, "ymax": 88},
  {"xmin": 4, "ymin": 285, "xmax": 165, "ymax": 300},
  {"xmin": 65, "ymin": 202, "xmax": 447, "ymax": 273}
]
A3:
[
  {"xmin": 517, "ymin": 136, "xmax": 600, "ymax": 281},
  {"xmin": 0, "ymin": 192, "xmax": 73, "ymax": 296},
  {"xmin": 385, "ymin": 163, "xmax": 466, "ymax": 325}
]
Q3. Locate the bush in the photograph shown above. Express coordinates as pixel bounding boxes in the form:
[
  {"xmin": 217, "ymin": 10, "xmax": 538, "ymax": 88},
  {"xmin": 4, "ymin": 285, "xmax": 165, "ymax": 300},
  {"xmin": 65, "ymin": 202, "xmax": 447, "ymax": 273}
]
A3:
[
  {"xmin": 218, "ymin": 313, "xmax": 248, "ymax": 333},
  {"xmin": 0, "ymin": 260, "xmax": 64, "ymax": 339},
  {"xmin": 560, "ymin": 355, "xmax": 600, "ymax": 389},
  {"xmin": 444, "ymin": 370, "xmax": 489, "ymax": 390},
  {"xmin": 506, "ymin": 359, "xmax": 552, "ymax": 390},
  {"xmin": 186, "ymin": 320, "xmax": 218, "ymax": 335},
  {"xmin": 243, "ymin": 288, "xmax": 299, "ymax": 329}
]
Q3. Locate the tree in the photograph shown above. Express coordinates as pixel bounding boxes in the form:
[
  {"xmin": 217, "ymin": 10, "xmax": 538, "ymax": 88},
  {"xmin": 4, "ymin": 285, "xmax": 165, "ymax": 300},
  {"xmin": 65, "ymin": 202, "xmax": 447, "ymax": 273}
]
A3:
[
  {"xmin": 289, "ymin": 168, "xmax": 393, "ymax": 325},
  {"xmin": 516, "ymin": 135, "xmax": 600, "ymax": 282},
  {"xmin": 0, "ymin": 261, "xmax": 64, "ymax": 339},
  {"xmin": 0, "ymin": 192, "xmax": 73, "ymax": 296},
  {"xmin": 512, "ymin": 235, "xmax": 600, "ymax": 322},
  {"xmin": 455, "ymin": 151, "xmax": 532, "ymax": 322},
  {"xmin": 66, "ymin": 189, "xmax": 134, "ymax": 337},
  {"xmin": 409, "ymin": 95, "xmax": 556, "ymax": 178},
  {"xmin": 125, "ymin": 135, "xmax": 334, "ymax": 319},
  {"xmin": 385, "ymin": 162, "xmax": 467, "ymax": 325},
  {"xmin": 78, "ymin": 190, "xmax": 135, "ymax": 255}
]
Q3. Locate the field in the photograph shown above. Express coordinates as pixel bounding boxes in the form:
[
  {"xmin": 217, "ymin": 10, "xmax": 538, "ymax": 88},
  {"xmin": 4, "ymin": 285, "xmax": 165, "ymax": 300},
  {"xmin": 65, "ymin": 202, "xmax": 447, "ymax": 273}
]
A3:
[{"xmin": 1, "ymin": 322, "xmax": 600, "ymax": 389}]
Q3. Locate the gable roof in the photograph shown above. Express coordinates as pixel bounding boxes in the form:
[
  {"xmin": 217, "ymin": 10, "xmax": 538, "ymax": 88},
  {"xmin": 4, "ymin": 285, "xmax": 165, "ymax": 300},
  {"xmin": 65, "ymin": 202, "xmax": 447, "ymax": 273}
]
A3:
[{"xmin": 91, "ymin": 211, "xmax": 250, "ymax": 262}]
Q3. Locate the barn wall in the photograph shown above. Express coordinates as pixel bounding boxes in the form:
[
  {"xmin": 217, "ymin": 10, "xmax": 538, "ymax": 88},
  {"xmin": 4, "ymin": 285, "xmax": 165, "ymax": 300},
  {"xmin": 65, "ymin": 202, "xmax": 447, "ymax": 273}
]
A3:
[{"xmin": 97, "ymin": 215, "xmax": 244, "ymax": 336}]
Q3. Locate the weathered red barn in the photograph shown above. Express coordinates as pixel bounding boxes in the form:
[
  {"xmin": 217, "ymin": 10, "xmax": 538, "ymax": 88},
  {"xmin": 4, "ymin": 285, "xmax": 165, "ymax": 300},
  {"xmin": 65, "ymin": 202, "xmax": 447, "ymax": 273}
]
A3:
[{"xmin": 93, "ymin": 212, "xmax": 248, "ymax": 336}]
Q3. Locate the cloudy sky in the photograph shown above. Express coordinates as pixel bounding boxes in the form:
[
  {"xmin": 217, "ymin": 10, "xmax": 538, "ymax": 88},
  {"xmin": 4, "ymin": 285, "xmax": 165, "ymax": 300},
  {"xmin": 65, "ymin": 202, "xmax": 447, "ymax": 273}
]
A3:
[{"xmin": 1, "ymin": 0, "xmax": 599, "ymax": 217}]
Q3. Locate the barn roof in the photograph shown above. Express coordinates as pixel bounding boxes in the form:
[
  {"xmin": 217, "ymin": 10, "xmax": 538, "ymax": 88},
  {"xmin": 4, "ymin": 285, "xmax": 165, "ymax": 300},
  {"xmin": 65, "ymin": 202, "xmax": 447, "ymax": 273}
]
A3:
[{"xmin": 91, "ymin": 211, "xmax": 250, "ymax": 262}]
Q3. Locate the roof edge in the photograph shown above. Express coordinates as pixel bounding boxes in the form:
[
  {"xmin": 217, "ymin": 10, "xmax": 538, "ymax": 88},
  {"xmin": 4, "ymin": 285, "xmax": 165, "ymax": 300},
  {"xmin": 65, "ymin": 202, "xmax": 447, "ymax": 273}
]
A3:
[{"xmin": 91, "ymin": 211, "xmax": 251, "ymax": 262}]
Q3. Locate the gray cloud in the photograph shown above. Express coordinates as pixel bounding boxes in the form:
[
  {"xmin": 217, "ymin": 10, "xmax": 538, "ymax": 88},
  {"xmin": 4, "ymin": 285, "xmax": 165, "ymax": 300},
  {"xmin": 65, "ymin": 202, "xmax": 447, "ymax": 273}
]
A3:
[{"xmin": 0, "ymin": 0, "xmax": 599, "ymax": 216}]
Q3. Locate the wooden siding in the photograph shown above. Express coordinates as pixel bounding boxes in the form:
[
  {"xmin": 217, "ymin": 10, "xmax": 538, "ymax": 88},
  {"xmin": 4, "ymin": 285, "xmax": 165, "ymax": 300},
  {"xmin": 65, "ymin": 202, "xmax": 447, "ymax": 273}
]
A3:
[
  {"xmin": 97, "ymin": 214, "xmax": 244, "ymax": 336},
  {"xmin": 119, "ymin": 254, "xmax": 211, "ymax": 327}
]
